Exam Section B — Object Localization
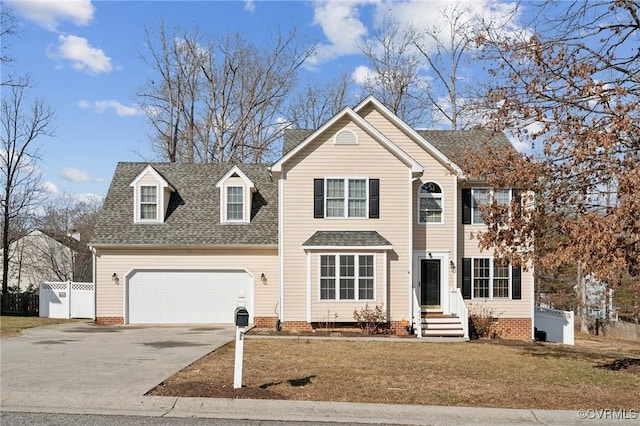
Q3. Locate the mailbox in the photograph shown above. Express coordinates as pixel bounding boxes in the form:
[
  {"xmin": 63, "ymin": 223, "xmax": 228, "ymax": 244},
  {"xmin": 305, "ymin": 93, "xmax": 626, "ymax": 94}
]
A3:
[{"xmin": 234, "ymin": 307, "xmax": 249, "ymax": 327}]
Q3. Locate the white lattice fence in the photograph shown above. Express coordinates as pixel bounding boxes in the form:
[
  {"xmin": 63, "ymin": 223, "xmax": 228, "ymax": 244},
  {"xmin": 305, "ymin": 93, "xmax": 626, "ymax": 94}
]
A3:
[{"xmin": 40, "ymin": 281, "xmax": 95, "ymax": 319}]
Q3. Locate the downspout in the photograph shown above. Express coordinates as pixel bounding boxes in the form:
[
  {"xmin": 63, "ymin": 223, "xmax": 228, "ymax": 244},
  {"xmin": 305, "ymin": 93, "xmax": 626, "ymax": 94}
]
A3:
[{"xmin": 90, "ymin": 246, "xmax": 96, "ymax": 321}]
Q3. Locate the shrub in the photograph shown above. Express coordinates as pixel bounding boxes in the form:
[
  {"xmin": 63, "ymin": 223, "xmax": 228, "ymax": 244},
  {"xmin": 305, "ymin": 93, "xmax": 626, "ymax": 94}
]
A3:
[
  {"xmin": 468, "ymin": 303, "xmax": 501, "ymax": 339},
  {"xmin": 353, "ymin": 303, "xmax": 387, "ymax": 335}
]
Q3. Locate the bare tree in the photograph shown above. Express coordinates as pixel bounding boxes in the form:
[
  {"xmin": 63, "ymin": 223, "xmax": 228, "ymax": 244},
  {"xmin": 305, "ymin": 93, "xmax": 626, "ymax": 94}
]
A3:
[
  {"xmin": 469, "ymin": 0, "xmax": 640, "ymax": 332},
  {"xmin": 0, "ymin": 3, "xmax": 18, "ymax": 86},
  {"xmin": 285, "ymin": 73, "xmax": 352, "ymax": 130},
  {"xmin": 357, "ymin": 16, "xmax": 432, "ymax": 127},
  {"xmin": 1, "ymin": 77, "xmax": 55, "ymax": 298},
  {"xmin": 411, "ymin": 3, "xmax": 480, "ymax": 130},
  {"xmin": 137, "ymin": 23, "xmax": 314, "ymax": 164}
]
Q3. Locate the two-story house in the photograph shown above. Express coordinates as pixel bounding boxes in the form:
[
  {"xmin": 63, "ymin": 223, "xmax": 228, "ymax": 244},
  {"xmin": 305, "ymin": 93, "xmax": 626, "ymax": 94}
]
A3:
[{"xmin": 90, "ymin": 96, "xmax": 534, "ymax": 340}]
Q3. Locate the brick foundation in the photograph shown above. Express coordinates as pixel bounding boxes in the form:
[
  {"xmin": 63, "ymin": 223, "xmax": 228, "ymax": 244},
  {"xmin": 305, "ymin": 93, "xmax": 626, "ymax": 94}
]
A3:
[
  {"xmin": 95, "ymin": 317, "xmax": 124, "ymax": 325},
  {"xmin": 279, "ymin": 321, "xmax": 314, "ymax": 332},
  {"xmin": 492, "ymin": 317, "xmax": 532, "ymax": 340},
  {"xmin": 389, "ymin": 321, "xmax": 410, "ymax": 336},
  {"xmin": 253, "ymin": 316, "xmax": 279, "ymax": 329}
]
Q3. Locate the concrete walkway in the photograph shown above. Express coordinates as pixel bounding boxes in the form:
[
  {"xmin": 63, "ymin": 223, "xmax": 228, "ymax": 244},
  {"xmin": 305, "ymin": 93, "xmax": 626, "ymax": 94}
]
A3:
[{"xmin": 0, "ymin": 322, "xmax": 621, "ymax": 424}]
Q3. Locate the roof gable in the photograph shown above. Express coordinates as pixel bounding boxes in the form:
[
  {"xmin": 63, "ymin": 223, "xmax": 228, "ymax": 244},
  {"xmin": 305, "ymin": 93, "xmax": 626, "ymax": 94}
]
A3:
[
  {"xmin": 271, "ymin": 106, "xmax": 422, "ymax": 175},
  {"xmin": 354, "ymin": 96, "xmax": 464, "ymax": 177},
  {"xmin": 215, "ymin": 165, "xmax": 256, "ymax": 190},
  {"xmin": 129, "ymin": 164, "xmax": 174, "ymax": 190}
]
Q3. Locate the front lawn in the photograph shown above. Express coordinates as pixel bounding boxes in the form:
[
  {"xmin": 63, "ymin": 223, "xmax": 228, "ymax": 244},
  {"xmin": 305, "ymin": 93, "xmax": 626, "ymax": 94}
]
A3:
[
  {"xmin": 0, "ymin": 316, "xmax": 80, "ymax": 338},
  {"xmin": 148, "ymin": 334, "xmax": 640, "ymax": 409}
]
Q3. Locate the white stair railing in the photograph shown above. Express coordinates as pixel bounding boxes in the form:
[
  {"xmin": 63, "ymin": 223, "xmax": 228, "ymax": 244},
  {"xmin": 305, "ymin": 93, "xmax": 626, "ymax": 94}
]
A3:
[{"xmin": 449, "ymin": 288, "xmax": 469, "ymax": 338}]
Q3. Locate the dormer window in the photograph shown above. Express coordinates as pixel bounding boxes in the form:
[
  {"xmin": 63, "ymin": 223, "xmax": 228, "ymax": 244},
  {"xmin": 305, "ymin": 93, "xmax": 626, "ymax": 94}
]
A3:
[
  {"xmin": 129, "ymin": 165, "xmax": 174, "ymax": 224},
  {"xmin": 140, "ymin": 185, "xmax": 158, "ymax": 220},
  {"xmin": 226, "ymin": 186, "xmax": 244, "ymax": 221},
  {"xmin": 216, "ymin": 166, "xmax": 256, "ymax": 224}
]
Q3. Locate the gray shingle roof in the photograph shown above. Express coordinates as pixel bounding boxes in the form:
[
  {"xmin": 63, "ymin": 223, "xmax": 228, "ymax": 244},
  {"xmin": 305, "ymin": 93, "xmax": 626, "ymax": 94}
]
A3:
[
  {"xmin": 90, "ymin": 163, "xmax": 277, "ymax": 247},
  {"xmin": 282, "ymin": 128, "xmax": 515, "ymax": 171},
  {"xmin": 416, "ymin": 129, "xmax": 515, "ymax": 167},
  {"xmin": 302, "ymin": 231, "xmax": 392, "ymax": 248}
]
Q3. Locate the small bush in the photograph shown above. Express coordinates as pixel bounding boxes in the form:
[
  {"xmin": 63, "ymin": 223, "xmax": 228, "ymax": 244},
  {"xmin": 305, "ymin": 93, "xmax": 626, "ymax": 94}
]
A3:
[
  {"xmin": 468, "ymin": 303, "xmax": 501, "ymax": 339},
  {"xmin": 353, "ymin": 303, "xmax": 387, "ymax": 335}
]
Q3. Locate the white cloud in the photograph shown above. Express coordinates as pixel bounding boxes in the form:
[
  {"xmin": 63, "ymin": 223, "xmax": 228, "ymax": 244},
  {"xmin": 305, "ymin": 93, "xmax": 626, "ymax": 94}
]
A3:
[
  {"xmin": 7, "ymin": 0, "xmax": 94, "ymax": 31},
  {"xmin": 61, "ymin": 167, "xmax": 103, "ymax": 183},
  {"xmin": 50, "ymin": 34, "xmax": 112, "ymax": 75},
  {"xmin": 42, "ymin": 181, "xmax": 59, "ymax": 195},
  {"xmin": 351, "ymin": 65, "xmax": 375, "ymax": 85},
  {"xmin": 71, "ymin": 192, "xmax": 103, "ymax": 203},
  {"xmin": 78, "ymin": 100, "xmax": 143, "ymax": 117},
  {"xmin": 244, "ymin": 0, "xmax": 255, "ymax": 13},
  {"xmin": 308, "ymin": 0, "xmax": 372, "ymax": 66}
]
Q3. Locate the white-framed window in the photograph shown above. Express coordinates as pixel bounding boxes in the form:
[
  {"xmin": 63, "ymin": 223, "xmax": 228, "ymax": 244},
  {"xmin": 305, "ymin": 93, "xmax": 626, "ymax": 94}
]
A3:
[
  {"xmin": 326, "ymin": 178, "xmax": 367, "ymax": 218},
  {"xmin": 471, "ymin": 188, "xmax": 511, "ymax": 224},
  {"xmin": 418, "ymin": 182, "xmax": 443, "ymax": 224},
  {"xmin": 139, "ymin": 185, "xmax": 157, "ymax": 220},
  {"xmin": 472, "ymin": 258, "xmax": 511, "ymax": 299},
  {"xmin": 226, "ymin": 186, "xmax": 244, "ymax": 221},
  {"xmin": 319, "ymin": 254, "xmax": 375, "ymax": 301}
]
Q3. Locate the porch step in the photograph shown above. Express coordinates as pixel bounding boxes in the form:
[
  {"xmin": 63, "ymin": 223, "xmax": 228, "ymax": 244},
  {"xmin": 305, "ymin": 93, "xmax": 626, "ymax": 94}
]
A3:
[{"xmin": 421, "ymin": 312, "xmax": 464, "ymax": 338}]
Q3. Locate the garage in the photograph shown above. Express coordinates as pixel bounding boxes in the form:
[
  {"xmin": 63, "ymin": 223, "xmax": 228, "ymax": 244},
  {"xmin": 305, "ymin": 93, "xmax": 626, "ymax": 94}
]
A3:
[{"xmin": 127, "ymin": 270, "xmax": 253, "ymax": 324}]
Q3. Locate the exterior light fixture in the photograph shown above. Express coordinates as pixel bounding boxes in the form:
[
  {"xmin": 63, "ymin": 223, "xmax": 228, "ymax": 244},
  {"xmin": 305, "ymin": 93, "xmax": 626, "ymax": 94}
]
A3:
[
  {"xmin": 112, "ymin": 273, "xmax": 120, "ymax": 285},
  {"xmin": 449, "ymin": 260, "xmax": 456, "ymax": 273},
  {"xmin": 260, "ymin": 273, "xmax": 267, "ymax": 285}
]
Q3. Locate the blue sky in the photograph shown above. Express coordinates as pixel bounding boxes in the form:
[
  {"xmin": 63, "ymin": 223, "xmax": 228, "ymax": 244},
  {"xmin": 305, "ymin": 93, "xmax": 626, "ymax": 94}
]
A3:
[{"xmin": 4, "ymin": 0, "xmax": 523, "ymax": 202}]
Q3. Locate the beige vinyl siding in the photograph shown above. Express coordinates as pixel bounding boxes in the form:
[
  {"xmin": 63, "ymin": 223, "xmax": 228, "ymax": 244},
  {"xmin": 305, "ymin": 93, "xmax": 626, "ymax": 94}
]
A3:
[
  {"xmin": 358, "ymin": 106, "xmax": 458, "ymax": 291},
  {"xmin": 94, "ymin": 247, "xmax": 278, "ymax": 319},
  {"xmin": 458, "ymin": 184, "xmax": 534, "ymax": 318},
  {"xmin": 281, "ymin": 117, "xmax": 411, "ymax": 323}
]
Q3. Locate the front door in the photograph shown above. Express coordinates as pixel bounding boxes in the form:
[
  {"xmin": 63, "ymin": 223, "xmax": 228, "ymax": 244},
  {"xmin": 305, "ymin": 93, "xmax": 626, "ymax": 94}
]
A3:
[{"xmin": 421, "ymin": 259, "xmax": 441, "ymax": 308}]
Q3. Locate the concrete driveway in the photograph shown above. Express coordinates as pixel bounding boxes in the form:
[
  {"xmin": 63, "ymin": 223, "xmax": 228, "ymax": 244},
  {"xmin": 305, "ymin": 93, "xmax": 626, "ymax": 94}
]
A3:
[{"xmin": 1, "ymin": 321, "xmax": 235, "ymax": 414}]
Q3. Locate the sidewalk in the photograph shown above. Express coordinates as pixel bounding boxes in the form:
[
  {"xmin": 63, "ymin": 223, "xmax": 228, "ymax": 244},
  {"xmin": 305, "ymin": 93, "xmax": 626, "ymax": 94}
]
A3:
[{"xmin": 2, "ymin": 393, "xmax": 591, "ymax": 425}]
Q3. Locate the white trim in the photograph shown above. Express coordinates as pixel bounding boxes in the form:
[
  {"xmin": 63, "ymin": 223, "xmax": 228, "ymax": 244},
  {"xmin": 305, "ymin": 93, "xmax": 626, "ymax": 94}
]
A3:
[
  {"xmin": 383, "ymin": 250, "xmax": 388, "ymax": 320},
  {"xmin": 353, "ymin": 96, "xmax": 464, "ymax": 177},
  {"xmin": 467, "ymin": 257, "xmax": 513, "ymax": 300},
  {"xmin": 271, "ymin": 106, "xmax": 423, "ymax": 174},
  {"xmin": 278, "ymin": 177, "xmax": 285, "ymax": 322},
  {"xmin": 453, "ymin": 175, "xmax": 458, "ymax": 288},
  {"xmin": 417, "ymin": 180, "xmax": 445, "ymax": 225},
  {"xmin": 129, "ymin": 164, "xmax": 174, "ymax": 190},
  {"xmin": 303, "ymin": 245, "xmax": 393, "ymax": 251},
  {"xmin": 224, "ymin": 185, "xmax": 245, "ymax": 223},
  {"xmin": 334, "ymin": 128, "xmax": 358, "ymax": 145},
  {"xmin": 316, "ymin": 253, "xmax": 377, "ymax": 302},
  {"xmin": 306, "ymin": 250, "xmax": 311, "ymax": 322},
  {"xmin": 215, "ymin": 165, "xmax": 256, "ymax": 190},
  {"xmin": 324, "ymin": 177, "xmax": 369, "ymax": 219}
]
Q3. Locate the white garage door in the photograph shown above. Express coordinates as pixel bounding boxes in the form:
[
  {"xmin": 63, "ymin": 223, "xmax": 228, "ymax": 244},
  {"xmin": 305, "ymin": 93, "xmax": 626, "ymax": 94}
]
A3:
[{"xmin": 128, "ymin": 270, "xmax": 252, "ymax": 324}]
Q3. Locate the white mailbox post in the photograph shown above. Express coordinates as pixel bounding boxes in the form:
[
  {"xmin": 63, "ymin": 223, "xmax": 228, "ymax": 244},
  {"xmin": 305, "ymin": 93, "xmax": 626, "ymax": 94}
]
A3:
[{"xmin": 233, "ymin": 305, "xmax": 249, "ymax": 389}]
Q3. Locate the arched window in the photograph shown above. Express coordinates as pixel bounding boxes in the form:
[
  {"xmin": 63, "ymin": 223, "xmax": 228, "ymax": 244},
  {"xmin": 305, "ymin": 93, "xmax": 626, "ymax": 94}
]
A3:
[{"xmin": 418, "ymin": 182, "xmax": 443, "ymax": 224}]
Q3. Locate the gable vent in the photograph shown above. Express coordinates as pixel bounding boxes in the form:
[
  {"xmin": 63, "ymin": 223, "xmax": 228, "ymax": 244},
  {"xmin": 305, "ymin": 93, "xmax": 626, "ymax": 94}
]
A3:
[{"xmin": 335, "ymin": 129, "xmax": 358, "ymax": 145}]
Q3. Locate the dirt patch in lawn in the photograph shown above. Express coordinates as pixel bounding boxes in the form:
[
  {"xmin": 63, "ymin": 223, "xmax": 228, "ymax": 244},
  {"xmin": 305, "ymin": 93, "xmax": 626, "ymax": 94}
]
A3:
[{"xmin": 148, "ymin": 331, "xmax": 640, "ymax": 409}]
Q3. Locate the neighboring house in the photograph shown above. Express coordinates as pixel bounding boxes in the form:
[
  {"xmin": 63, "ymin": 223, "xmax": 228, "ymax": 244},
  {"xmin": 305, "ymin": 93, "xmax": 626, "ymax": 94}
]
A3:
[
  {"xmin": 3, "ymin": 229, "xmax": 92, "ymax": 292},
  {"xmin": 90, "ymin": 96, "xmax": 534, "ymax": 340}
]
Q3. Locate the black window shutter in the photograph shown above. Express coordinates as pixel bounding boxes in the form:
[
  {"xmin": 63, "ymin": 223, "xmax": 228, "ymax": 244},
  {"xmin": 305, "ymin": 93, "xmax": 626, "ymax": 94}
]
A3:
[
  {"xmin": 462, "ymin": 258, "xmax": 472, "ymax": 299},
  {"xmin": 314, "ymin": 179, "xmax": 324, "ymax": 218},
  {"xmin": 462, "ymin": 188, "xmax": 471, "ymax": 224},
  {"xmin": 512, "ymin": 265, "xmax": 522, "ymax": 300},
  {"xmin": 369, "ymin": 179, "xmax": 379, "ymax": 219},
  {"xmin": 512, "ymin": 189, "xmax": 521, "ymax": 219}
]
